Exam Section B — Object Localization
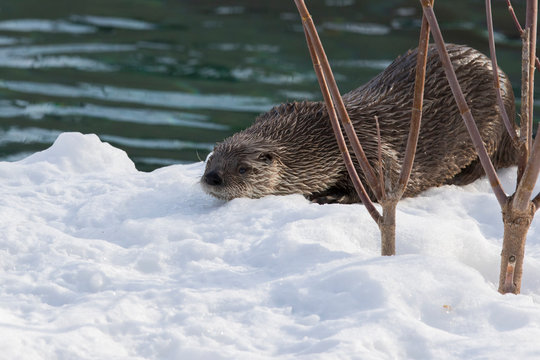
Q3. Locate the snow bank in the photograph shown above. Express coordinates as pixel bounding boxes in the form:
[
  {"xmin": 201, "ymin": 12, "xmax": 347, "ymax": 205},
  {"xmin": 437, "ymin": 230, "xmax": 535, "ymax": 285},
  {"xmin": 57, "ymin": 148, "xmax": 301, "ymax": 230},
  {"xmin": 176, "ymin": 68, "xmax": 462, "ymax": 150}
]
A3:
[{"xmin": 1, "ymin": 132, "xmax": 540, "ymax": 359}]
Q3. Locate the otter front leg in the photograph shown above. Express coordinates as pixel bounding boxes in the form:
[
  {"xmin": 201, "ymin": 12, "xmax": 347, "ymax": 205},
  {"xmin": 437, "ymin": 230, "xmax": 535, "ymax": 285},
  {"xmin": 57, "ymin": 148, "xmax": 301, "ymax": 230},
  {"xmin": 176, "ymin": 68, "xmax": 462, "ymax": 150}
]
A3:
[{"xmin": 307, "ymin": 187, "xmax": 359, "ymax": 204}]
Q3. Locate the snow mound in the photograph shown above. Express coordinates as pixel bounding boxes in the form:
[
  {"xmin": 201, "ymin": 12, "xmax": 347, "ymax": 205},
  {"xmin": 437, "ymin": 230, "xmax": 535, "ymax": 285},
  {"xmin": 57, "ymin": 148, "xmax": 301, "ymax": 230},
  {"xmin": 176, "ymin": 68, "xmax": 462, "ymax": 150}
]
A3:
[
  {"xmin": 21, "ymin": 132, "xmax": 136, "ymax": 174},
  {"xmin": 1, "ymin": 132, "xmax": 540, "ymax": 359}
]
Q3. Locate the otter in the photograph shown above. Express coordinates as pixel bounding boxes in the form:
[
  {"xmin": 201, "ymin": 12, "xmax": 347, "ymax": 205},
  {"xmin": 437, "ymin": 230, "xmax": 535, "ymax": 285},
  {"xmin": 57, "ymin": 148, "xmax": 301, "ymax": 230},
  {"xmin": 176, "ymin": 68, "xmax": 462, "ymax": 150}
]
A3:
[{"xmin": 201, "ymin": 44, "xmax": 517, "ymax": 204}]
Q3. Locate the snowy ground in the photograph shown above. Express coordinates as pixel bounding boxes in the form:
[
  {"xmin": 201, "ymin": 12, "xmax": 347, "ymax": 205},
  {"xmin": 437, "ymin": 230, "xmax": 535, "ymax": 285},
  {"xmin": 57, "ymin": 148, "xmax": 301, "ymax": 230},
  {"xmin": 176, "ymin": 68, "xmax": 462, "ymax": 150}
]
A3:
[{"xmin": 1, "ymin": 132, "xmax": 540, "ymax": 359}]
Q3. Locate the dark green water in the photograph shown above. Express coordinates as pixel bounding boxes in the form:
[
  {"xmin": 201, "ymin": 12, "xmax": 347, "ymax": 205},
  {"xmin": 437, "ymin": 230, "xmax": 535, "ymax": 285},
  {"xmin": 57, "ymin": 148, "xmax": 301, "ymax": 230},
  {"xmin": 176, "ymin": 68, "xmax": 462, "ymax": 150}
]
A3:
[{"xmin": 0, "ymin": 0, "xmax": 535, "ymax": 171}]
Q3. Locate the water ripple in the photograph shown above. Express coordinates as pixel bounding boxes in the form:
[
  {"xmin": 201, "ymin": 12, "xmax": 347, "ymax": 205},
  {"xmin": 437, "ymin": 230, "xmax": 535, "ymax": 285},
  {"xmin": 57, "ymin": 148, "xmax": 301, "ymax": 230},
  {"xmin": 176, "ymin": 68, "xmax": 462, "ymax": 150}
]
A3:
[
  {"xmin": 0, "ymin": 101, "xmax": 227, "ymax": 130},
  {"xmin": 0, "ymin": 56, "xmax": 116, "ymax": 71},
  {"xmin": 100, "ymin": 134, "xmax": 214, "ymax": 151},
  {"xmin": 0, "ymin": 127, "xmax": 214, "ymax": 152},
  {"xmin": 332, "ymin": 59, "xmax": 392, "ymax": 70},
  {"xmin": 323, "ymin": 22, "xmax": 391, "ymax": 35},
  {"xmin": 0, "ymin": 43, "xmax": 136, "ymax": 57},
  {"xmin": 70, "ymin": 15, "xmax": 156, "ymax": 30},
  {"xmin": 0, "ymin": 80, "xmax": 273, "ymax": 113},
  {"xmin": 0, "ymin": 19, "xmax": 96, "ymax": 34},
  {"xmin": 0, "ymin": 127, "xmax": 61, "ymax": 145},
  {"xmin": 0, "ymin": 36, "xmax": 19, "ymax": 46}
]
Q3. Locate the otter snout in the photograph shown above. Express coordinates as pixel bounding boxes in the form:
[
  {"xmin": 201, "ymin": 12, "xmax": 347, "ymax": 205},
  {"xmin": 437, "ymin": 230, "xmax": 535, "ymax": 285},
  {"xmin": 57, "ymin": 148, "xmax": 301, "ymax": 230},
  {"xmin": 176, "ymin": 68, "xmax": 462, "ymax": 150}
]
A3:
[{"xmin": 203, "ymin": 170, "xmax": 223, "ymax": 186}]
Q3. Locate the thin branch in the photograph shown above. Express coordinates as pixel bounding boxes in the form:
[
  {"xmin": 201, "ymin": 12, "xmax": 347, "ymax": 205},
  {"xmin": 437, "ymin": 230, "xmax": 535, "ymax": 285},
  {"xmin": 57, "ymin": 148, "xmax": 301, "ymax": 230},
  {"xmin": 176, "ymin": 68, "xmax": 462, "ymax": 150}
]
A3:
[
  {"xmin": 294, "ymin": 0, "xmax": 383, "ymax": 201},
  {"xmin": 514, "ymin": 0, "xmax": 539, "ymax": 212},
  {"xmin": 506, "ymin": 0, "xmax": 522, "ymax": 32},
  {"xmin": 486, "ymin": 0, "xmax": 519, "ymax": 143},
  {"xmin": 514, "ymin": 120, "xmax": 540, "ymax": 214},
  {"xmin": 374, "ymin": 115, "xmax": 386, "ymax": 199},
  {"xmin": 518, "ymin": 28, "xmax": 530, "ymax": 184},
  {"xmin": 420, "ymin": 0, "xmax": 508, "ymax": 207},
  {"xmin": 397, "ymin": 4, "xmax": 431, "ymax": 194},
  {"xmin": 506, "ymin": 0, "xmax": 540, "ymax": 71},
  {"xmin": 525, "ymin": 0, "xmax": 536, "ymax": 152},
  {"xmin": 302, "ymin": 20, "xmax": 381, "ymax": 222}
]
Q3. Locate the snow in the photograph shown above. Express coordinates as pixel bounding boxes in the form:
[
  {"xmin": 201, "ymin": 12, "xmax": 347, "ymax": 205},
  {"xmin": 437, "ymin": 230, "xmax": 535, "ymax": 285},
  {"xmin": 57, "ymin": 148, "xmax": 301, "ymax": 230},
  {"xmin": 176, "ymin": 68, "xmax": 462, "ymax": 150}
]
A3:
[{"xmin": 1, "ymin": 132, "xmax": 540, "ymax": 359}]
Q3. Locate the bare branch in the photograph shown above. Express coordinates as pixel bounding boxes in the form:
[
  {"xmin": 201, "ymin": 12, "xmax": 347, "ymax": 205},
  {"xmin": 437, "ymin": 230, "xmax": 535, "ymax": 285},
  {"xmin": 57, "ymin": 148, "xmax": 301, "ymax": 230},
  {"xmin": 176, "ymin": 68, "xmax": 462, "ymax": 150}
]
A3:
[
  {"xmin": 420, "ymin": 0, "xmax": 508, "ymax": 207},
  {"xmin": 506, "ymin": 0, "xmax": 540, "ymax": 71},
  {"xmin": 514, "ymin": 0, "xmax": 539, "ymax": 212},
  {"xmin": 300, "ymin": 15, "xmax": 381, "ymax": 223},
  {"xmin": 514, "ymin": 121, "xmax": 540, "ymax": 212},
  {"xmin": 294, "ymin": 0, "xmax": 383, "ymax": 201},
  {"xmin": 486, "ymin": 0, "xmax": 519, "ymax": 143},
  {"xmin": 525, "ymin": 0, "xmax": 537, "ymax": 152},
  {"xmin": 506, "ymin": 0, "xmax": 523, "ymax": 33},
  {"xmin": 518, "ymin": 28, "xmax": 530, "ymax": 184},
  {"xmin": 374, "ymin": 115, "xmax": 386, "ymax": 199},
  {"xmin": 397, "ymin": 5, "xmax": 431, "ymax": 195}
]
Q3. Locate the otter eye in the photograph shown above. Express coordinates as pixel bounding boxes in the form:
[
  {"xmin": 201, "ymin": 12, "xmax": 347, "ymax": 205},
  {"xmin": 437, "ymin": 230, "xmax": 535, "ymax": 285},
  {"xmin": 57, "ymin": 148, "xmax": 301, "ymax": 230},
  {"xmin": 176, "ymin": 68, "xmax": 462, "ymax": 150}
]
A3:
[{"xmin": 238, "ymin": 167, "xmax": 247, "ymax": 174}]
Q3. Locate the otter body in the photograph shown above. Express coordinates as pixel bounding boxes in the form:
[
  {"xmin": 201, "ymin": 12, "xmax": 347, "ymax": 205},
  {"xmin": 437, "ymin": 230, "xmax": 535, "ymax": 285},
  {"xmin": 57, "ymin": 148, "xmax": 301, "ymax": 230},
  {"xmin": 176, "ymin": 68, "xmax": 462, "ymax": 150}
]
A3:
[{"xmin": 201, "ymin": 44, "xmax": 517, "ymax": 203}]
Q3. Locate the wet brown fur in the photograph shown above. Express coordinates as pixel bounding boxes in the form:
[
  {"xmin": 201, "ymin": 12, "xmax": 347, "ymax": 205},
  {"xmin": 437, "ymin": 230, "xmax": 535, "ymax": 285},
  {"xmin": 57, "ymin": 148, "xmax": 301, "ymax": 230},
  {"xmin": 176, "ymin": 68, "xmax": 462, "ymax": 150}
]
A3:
[{"xmin": 201, "ymin": 44, "xmax": 517, "ymax": 203}]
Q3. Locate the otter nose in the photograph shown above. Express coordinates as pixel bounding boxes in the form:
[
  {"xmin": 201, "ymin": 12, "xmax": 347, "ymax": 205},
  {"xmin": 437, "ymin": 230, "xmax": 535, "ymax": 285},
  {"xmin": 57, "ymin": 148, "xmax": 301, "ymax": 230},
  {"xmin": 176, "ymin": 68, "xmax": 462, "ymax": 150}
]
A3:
[{"xmin": 204, "ymin": 171, "xmax": 223, "ymax": 186}]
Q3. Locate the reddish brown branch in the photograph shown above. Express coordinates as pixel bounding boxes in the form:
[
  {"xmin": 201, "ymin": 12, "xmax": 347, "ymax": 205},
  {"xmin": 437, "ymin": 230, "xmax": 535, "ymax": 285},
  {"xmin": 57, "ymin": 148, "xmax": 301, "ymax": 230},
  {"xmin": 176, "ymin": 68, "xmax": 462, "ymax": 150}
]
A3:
[
  {"xmin": 374, "ymin": 116, "xmax": 386, "ymax": 199},
  {"xmin": 514, "ymin": 131, "xmax": 540, "ymax": 211},
  {"xmin": 525, "ymin": 0, "xmax": 537, "ymax": 152},
  {"xmin": 294, "ymin": 0, "xmax": 383, "ymax": 201},
  {"xmin": 420, "ymin": 0, "xmax": 508, "ymax": 207},
  {"xmin": 397, "ymin": 5, "xmax": 431, "ymax": 195},
  {"xmin": 506, "ymin": 0, "xmax": 540, "ymax": 71},
  {"xmin": 300, "ymin": 11, "xmax": 381, "ymax": 223},
  {"xmin": 514, "ymin": 0, "xmax": 539, "ymax": 212},
  {"xmin": 486, "ymin": 0, "xmax": 519, "ymax": 143},
  {"xmin": 518, "ymin": 28, "xmax": 530, "ymax": 184}
]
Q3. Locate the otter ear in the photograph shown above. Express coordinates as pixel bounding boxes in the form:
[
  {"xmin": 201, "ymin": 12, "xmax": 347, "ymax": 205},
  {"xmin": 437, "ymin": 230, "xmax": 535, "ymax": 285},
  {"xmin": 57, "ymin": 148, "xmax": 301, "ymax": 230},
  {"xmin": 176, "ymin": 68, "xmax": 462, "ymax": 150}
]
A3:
[{"xmin": 257, "ymin": 152, "xmax": 274, "ymax": 164}]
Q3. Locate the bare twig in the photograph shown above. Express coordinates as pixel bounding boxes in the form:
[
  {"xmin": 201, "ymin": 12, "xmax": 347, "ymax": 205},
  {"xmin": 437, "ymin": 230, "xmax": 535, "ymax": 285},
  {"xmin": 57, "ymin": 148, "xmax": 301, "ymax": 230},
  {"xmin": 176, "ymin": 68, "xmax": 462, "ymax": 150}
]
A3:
[
  {"xmin": 518, "ymin": 28, "xmax": 530, "ymax": 184},
  {"xmin": 294, "ymin": 0, "xmax": 383, "ymax": 201},
  {"xmin": 506, "ymin": 0, "xmax": 540, "ymax": 71},
  {"xmin": 397, "ymin": 4, "xmax": 431, "ymax": 194},
  {"xmin": 514, "ymin": 133, "xmax": 540, "ymax": 211},
  {"xmin": 506, "ymin": 0, "xmax": 523, "ymax": 32},
  {"xmin": 374, "ymin": 116, "xmax": 386, "ymax": 199},
  {"xmin": 525, "ymin": 0, "xmax": 536, "ymax": 152},
  {"xmin": 300, "ymin": 10, "xmax": 381, "ymax": 223},
  {"xmin": 486, "ymin": 0, "xmax": 519, "ymax": 143},
  {"xmin": 513, "ymin": 0, "xmax": 538, "ymax": 212},
  {"xmin": 420, "ymin": 0, "xmax": 508, "ymax": 207}
]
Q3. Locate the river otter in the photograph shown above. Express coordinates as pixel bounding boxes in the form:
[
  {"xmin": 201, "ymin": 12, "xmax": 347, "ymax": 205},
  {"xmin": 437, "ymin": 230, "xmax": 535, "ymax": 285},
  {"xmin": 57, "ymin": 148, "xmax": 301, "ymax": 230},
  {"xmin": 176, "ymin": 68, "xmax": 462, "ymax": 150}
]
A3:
[{"xmin": 201, "ymin": 44, "xmax": 517, "ymax": 204}]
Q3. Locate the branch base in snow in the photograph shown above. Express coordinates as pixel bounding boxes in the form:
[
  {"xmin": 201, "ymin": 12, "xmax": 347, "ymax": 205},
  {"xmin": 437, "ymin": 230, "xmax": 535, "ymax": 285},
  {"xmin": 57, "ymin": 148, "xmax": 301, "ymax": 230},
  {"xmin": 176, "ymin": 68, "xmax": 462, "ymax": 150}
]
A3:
[{"xmin": 499, "ymin": 199, "xmax": 536, "ymax": 294}]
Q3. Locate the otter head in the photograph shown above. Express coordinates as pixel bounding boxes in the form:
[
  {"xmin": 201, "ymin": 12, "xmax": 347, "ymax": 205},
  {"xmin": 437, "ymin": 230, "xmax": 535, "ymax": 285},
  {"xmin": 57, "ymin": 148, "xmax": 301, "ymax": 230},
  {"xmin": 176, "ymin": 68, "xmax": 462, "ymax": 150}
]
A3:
[{"xmin": 200, "ymin": 134, "xmax": 283, "ymax": 200}]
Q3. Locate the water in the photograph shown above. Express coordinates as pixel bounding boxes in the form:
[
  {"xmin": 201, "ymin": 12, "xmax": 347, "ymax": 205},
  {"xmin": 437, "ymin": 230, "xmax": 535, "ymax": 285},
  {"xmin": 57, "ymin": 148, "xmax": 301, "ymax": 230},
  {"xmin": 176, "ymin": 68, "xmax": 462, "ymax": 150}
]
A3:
[{"xmin": 0, "ymin": 0, "xmax": 535, "ymax": 171}]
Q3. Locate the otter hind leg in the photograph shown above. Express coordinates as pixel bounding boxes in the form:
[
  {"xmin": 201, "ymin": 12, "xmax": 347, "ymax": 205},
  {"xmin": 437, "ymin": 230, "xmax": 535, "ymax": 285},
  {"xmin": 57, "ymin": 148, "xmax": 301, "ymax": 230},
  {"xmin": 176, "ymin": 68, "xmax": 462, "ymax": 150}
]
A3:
[
  {"xmin": 446, "ymin": 158, "xmax": 484, "ymax": 186},
  {"xmin": 448, "ymin": 130, "xmax": 518, "ymax": 186}
]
